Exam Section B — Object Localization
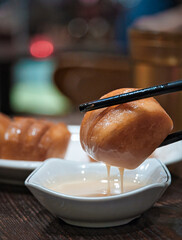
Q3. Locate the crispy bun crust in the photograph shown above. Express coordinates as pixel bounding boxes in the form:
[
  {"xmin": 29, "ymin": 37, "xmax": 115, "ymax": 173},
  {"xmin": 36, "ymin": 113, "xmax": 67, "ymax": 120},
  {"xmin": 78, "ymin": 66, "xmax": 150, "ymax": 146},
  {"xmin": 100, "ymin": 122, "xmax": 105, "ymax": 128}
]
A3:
[{"xmin": 80, "ymin": 88, "xmax": 173, "ymax": 169}]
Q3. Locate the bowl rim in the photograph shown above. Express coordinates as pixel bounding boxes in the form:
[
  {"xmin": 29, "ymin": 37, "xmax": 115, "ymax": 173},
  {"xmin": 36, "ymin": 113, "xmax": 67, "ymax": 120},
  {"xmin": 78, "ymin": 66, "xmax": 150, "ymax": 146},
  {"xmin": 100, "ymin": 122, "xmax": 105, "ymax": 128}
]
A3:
[{"xmin": 25, "ymin": 158, "xmax": 171, "ymax": 202}]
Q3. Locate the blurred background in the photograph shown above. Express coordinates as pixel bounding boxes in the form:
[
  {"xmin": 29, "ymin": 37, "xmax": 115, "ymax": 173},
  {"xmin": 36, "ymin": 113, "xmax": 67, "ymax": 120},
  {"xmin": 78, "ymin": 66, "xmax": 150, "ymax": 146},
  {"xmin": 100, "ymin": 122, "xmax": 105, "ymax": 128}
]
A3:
[{"xmin": 0, "ymin": 0, "xmax": 182, "ymax": 128}]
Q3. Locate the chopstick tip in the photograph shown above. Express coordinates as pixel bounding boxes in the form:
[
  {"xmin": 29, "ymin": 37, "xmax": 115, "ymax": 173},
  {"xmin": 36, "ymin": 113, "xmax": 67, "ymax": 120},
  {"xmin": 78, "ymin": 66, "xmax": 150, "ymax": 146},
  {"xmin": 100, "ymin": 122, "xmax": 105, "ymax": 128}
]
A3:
[{"xmin": 79, "ymin": 103, "xmax": 94, "ymax": 112}]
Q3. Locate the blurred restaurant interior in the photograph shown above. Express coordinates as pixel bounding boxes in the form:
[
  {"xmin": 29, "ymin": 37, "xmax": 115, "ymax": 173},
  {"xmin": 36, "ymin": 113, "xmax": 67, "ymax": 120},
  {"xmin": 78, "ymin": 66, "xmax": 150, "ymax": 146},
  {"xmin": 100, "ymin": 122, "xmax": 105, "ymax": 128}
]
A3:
[
  {"xmin": 1, "ymin": 0, "xmax": 182, "ymax": 128},
  {"xmin": 1, "ymin": 1, "xmax": 182, "ymax": 237}
]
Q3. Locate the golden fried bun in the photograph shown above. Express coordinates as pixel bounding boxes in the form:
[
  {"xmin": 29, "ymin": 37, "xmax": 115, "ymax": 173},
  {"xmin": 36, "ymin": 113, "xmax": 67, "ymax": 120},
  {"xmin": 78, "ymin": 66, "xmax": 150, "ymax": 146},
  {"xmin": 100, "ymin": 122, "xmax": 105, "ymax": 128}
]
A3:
[
  {"xmin": 38, "ymin": 122, "xmax": 71, "ymax": 160},
  {"xmin": 0, "ymin": 113, "xmax": 11, "ymax": 140},
  {"xmin": 0, "ymin": 113, "xmax": 11, "ymax": 155},
  {"xmin": 21, "ymin": 120, "xmax": 52, "ymax": 161},
  {"xmin": 0, "ymin": 114, "xmax": 71, "ymax": 161},
  {"xmin": 80, "ymin": 88, "xmax": 173, "ymax": 169},
  {"xmin": 2, "ymin": 117, "xmax": 35, "ymax": 160}
]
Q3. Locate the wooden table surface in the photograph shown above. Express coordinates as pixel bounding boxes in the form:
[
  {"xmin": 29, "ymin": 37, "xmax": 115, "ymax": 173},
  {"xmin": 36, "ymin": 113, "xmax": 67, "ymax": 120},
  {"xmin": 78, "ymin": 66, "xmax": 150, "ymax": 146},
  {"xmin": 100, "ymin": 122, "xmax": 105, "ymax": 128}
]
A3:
[{"xmin": 0, "ymin": 175, "xmax": 182, "ymax": 240}]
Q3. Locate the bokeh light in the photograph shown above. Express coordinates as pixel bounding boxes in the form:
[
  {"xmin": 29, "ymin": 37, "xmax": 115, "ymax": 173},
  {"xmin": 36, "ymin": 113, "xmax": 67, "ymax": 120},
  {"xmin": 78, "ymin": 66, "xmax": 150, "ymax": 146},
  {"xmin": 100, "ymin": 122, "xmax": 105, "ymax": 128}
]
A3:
[
  {"xmin": 89, "ymin": 17, "xmax": 110, "ymax": 38},
  {"xmin": 30, "ymin": 39, "xmax": 54, "ymax": 58},
  {"xmin": 68, "ymin": 18, "xmax": 88, "ymax": 38}
]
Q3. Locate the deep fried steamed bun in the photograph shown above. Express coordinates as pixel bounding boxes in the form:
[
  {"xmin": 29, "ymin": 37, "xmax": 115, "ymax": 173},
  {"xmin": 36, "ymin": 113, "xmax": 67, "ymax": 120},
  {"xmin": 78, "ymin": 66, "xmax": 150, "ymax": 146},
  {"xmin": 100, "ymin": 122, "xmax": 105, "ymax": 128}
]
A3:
[{"xmin": 80, "ymin": 88, "xmax": 173, "ymax": 169}]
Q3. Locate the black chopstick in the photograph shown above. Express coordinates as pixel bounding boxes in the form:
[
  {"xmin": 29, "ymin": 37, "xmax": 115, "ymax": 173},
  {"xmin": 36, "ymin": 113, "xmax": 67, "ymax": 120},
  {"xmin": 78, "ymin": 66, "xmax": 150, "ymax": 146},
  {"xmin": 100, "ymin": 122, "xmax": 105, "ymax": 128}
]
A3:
[
  {"xmin": 159, "ymin": 130, "xmax": 182, "ymax": 148},
  {"xmin": 79, "ymin": 80, "xmax": 182, "ymax": 112}
]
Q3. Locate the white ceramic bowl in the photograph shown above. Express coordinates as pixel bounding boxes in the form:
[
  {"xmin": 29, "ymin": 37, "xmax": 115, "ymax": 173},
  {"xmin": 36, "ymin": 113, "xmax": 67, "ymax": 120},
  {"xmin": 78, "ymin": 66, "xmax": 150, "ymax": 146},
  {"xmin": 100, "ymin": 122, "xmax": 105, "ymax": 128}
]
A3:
[{"xmin": 25, "ymin": 158, "xmax": 171, "ymax": 228}]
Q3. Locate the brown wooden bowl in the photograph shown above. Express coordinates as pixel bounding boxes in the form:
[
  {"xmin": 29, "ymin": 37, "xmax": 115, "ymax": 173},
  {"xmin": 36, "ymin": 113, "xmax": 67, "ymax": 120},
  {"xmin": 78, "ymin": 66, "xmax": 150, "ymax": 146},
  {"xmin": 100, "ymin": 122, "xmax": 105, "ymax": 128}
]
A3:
[{"xmin": 54, "ymin": 52, "xmax": 131, "ymax": 105}]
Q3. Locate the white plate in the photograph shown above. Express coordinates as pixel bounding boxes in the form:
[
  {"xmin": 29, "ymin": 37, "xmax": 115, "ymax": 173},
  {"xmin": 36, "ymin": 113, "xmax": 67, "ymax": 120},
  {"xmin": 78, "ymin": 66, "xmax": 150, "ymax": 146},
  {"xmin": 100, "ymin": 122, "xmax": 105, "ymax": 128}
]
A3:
[
  {"xmin": 152, "ymin": 141, "xmax": 182, "ymax": 165},
  {"xmin": 0, "ymin": 125, "xmax": 181, "ymax": 184},
  {"xmin": 25, "ymin": 158, "xmax": 171, "ymax": 228}
]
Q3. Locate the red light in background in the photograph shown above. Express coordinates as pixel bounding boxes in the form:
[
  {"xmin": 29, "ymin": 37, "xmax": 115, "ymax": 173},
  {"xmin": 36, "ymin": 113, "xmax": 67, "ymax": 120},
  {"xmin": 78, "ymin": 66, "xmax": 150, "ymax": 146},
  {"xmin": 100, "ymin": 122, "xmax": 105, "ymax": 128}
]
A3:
[{"xmin": 30, "ymin": 40, "xmax": 54, "ymax": 58}]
